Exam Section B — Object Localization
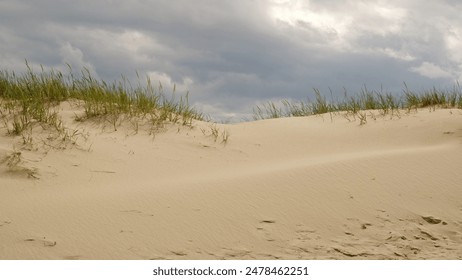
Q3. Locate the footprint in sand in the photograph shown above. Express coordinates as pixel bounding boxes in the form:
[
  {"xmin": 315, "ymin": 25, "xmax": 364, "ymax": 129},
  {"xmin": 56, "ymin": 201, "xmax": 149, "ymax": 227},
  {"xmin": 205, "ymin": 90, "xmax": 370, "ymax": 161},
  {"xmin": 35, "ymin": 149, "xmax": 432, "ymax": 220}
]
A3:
[
  {"xmin": 421, "ymin": 215, "xmax": 445, "ymax": 225},
  {"xmin": 289, "ymin": 224, "xmax": 322, "ymax": 256},
  {"xmin": 0, "ymin": 220, "xmax": 12, "ymax": 227},
  {"xmin": 120, "ymin": 209, "xmax": 155, "ymax": 217},
  {"xmin": 220, "ymin": 247, "xmax": 252, "ymax": 259},
  {"xmin": 294, "ymin": 224, "xmax": 318, "ymax": 241},
  {"xmin": 24, "ymin": 236, "xmax": 57, "ymax": 247},
  {"xmin": 170, "ymin": 250, "xmax": 188, "ymax": 257},
  {"xmin": 375, "ymin": 209, "xmax": 392, "ymax": 223},
  {"xmin": 418, "ymin": 228, "xmax": 439, "ymax": 241},
  {"xmin": 256, "ymin": 220, "xmax": 277, "ymax": 242},
  {"xmin": 361, "ymin": 222, "xmax": 373, "ymax": 229}
]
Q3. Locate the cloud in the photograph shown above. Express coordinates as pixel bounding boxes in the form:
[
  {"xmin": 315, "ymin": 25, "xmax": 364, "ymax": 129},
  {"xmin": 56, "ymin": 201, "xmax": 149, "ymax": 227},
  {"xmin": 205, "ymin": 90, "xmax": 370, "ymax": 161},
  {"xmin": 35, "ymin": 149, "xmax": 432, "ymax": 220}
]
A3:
[
  {"xmin": 1, "ymin": 0, "xmax": 462, "ymax": 121},
  {"xmin": 410, "ymin": 62, "xmax": 454, "ymax": 79},
  {"xmin": 444, "ymin": 26, "xmax": 462, "ymax": 76},
  {"xmin": 147, "ymin": 71, "xmax": 194, "ymax": 96},
  {"xmin": 59, "ymin": 42, "xmax": 98, "ymax": 77}
]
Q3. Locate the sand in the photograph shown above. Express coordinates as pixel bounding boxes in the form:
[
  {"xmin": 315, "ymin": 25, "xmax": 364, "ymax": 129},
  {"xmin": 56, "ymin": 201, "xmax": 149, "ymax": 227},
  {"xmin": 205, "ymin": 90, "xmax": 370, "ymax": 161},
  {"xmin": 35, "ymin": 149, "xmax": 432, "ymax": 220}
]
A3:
[{"xmin": 1, "ymin": 104, "xmax": 462, "ymax": 260}]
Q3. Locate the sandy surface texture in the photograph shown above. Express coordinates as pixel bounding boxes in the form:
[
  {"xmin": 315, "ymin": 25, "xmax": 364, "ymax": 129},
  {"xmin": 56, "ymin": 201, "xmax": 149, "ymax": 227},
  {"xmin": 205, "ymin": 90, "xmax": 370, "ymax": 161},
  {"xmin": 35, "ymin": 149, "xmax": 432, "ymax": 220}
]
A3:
[{"xmin": 1, "ymin": 105, "xmax": 462, "ymax": 259}]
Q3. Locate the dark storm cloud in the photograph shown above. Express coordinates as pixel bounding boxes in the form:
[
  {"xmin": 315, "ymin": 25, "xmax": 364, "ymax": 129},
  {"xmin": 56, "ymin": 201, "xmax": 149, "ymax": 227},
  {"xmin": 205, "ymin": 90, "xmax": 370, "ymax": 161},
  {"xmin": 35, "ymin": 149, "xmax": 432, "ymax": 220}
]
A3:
[{"xmin": 1, "ymin": 0, "xmax": 461, "ymax": 120}]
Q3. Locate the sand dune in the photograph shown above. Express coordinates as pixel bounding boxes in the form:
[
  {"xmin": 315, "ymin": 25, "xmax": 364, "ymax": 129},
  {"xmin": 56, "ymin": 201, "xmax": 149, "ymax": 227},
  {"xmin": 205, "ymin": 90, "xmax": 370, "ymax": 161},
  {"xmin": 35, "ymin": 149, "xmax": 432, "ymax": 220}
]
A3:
[{"xmin": 1, "ymin": 105, "xmax": 462, "ymax": 259}]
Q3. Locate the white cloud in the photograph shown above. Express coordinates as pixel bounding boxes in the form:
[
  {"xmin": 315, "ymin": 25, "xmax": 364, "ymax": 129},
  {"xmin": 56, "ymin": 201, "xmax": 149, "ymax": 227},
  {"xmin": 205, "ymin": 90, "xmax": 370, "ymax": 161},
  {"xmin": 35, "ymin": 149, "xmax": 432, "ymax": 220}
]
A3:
[
  {"xmin": 268, "ymin": 0, "xmax": 409, "ymax": 52},
  {"xmin": 59, "ymin": 42, "xmax": 99, "ymax": 78},
  {"xmin": 147, "ymin": 71, "xmax": 194, "ymax": 95},
  {"xmin": 113, "ymin": 30, "xmax": 167, "ymax": 63},
  {"xmin": 410, "ymin": 62, "xmax": 453, "ymax": 79},
  {"xmin": 445, "ymin": 27, "xmax": 462, "ymax": 63},
  {"xmin": 378, "ymin": 48, "xmax": 416, "ymax": 61},
  {"xmin": 354, "ymin": 1, "xmax": 407, "ymax": 35},
  {"xmin": 268, "ymin": 0, "xmax": 353, "ymax": 50}
]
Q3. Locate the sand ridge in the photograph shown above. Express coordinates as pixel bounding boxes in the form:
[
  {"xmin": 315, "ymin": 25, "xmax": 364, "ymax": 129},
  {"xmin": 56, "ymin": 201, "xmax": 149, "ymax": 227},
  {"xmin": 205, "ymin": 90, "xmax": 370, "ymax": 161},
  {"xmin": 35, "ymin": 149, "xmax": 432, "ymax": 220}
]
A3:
[{"xmin": 1, "ymin": 105, "xmax": 462, "ymax": 259}]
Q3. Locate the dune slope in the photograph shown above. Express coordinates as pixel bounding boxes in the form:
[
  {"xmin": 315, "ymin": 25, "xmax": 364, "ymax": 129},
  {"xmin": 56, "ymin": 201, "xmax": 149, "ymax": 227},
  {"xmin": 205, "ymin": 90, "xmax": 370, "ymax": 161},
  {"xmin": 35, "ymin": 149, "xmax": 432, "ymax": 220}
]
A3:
[{"xmin": 1, "ymin": 106, "xmax": 462, "ymax": 259}]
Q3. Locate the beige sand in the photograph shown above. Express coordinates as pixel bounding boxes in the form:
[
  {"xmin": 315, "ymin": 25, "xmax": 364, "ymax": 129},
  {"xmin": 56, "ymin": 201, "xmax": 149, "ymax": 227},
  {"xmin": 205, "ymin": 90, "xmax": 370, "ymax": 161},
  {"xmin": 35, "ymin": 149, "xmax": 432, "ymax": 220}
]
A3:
[{"xmin": 1, "ymin": 104, "xmax": 462, "ymax": 259}]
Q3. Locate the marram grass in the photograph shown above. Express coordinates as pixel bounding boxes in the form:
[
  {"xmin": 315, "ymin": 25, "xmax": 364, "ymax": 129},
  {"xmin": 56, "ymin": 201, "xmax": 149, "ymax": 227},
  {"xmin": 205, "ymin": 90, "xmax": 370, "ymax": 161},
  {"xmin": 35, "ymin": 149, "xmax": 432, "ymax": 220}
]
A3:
[
  {"xmin": 0, "ymin": 63, "xmax": 204, "ymax": 144},
  {"xmin": 253, "ymin": 84, "xmax": 462, "ymax": 120},
  {"xmin": 2, "ymin": 63, "xmax": 462, "ymax": 145}
]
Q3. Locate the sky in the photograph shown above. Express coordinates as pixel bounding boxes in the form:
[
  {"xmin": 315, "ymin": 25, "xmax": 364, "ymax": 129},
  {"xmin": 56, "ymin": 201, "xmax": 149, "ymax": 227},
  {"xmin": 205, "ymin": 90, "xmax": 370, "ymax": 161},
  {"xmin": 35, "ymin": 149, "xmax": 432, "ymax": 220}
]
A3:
[{"xmin": 1, "ymin": 0, "xmax": 462, "ymax": 121}]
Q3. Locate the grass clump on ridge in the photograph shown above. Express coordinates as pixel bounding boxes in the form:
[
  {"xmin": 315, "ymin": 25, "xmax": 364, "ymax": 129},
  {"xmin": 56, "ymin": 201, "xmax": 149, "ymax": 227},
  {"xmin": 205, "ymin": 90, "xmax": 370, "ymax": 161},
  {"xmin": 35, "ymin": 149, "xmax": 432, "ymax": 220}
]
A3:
[
  {"xmin": 0, "ymin": 63, "xmax": 204, "ymax": 146},
  {"xmin": 253, "ymin": 84, "xmax": 462, "ymax": 121}
]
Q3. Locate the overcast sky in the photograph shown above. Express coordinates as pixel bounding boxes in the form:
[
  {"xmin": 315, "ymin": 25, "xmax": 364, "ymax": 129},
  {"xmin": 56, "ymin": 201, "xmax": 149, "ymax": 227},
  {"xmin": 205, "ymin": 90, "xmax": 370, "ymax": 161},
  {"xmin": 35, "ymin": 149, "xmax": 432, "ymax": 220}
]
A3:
[{"xmin": 1, "ymin": 0, "xmax": 462, "ymax": 121}]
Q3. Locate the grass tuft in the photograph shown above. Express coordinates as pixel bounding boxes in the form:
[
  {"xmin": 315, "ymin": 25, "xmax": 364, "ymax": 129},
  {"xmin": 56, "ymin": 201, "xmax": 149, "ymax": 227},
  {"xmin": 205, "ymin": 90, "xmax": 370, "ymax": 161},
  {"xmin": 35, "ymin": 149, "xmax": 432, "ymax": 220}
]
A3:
[
  {"xmin": 253, "ymin": 84, "xmax": 462, "ymax": 121},
  {"xmin": 0, "ymin": 63, "xmax": 204, "ymax": 146}
]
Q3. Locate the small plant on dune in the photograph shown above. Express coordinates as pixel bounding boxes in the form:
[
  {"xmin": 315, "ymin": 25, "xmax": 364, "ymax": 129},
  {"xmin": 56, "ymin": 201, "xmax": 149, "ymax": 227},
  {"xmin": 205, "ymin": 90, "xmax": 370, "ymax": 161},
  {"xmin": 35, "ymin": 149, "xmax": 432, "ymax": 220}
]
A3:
[
  {"xmin": 0, "ymin": 150, "xmax": 22, "ymax": 168},
  {"xmin": 0, "ymin": 63, "xmax": 74, "ymax": 142},
  {"xmin": 357, "ymin": 111, "xmax": 367, "ymax": 125},
  {"xmin": 201, "ymin": 124, "xmax": 230, "ymax": 144},
  {"xmin": 71, "ymin": 71, "xmax": 202, "ymax": 132},
  {"xmin": 0, "ymin": 149, "xmax": 38, "ymax": 179},
  {"xmin": 281, "ymin": 99, "xmax": 312, "ymax": 117},
  {"xmin": 220, "ymin": 129, "xmax": 230, "ymax": 145},
  {"xmin": 311, "ymin": 89, "xmax": 332, "ymax": 115},
  {"xmin": 253, "ymin": 101, "xmax": 284, "ymax": 120},
  {"xmin": 403, "ymin": 84, "xmax": 420, "ymax": 113}
]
